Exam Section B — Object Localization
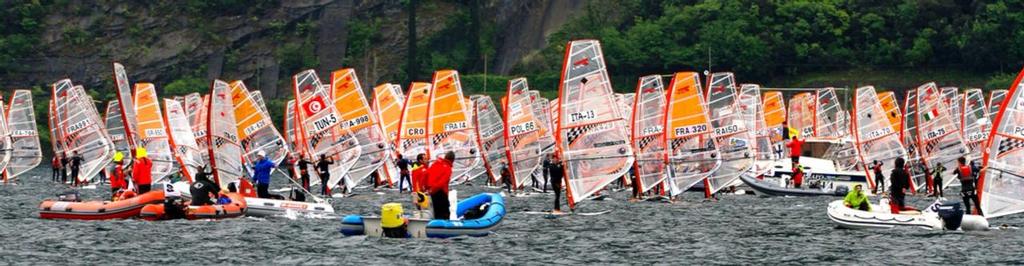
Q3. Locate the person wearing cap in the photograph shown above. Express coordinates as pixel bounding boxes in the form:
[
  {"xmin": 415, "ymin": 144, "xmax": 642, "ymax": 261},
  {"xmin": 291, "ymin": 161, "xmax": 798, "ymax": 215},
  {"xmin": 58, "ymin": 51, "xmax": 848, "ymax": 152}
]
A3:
[
  {"xmin": 133, "ymin": 148, "xmax": 154, "ymax": 193},
  {"xmin": 110, "ymin": 152, "xmax": 127, "ymax": 199},
  {"xmin": 251, "ymin": 150, "xmax": 276, "ymax": 199}
]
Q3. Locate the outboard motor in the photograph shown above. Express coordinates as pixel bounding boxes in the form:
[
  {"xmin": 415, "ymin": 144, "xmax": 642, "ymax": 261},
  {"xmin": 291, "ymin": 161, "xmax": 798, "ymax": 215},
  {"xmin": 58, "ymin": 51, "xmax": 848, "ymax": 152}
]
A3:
[
  {"xmin": 57, "ymin": 190, "xmax": 81, "ymax": 202},
  {"xmin": 833, "ymin": 185, "xmax": 849, "ymax": 196},
  {"xmin": 935, "ymin": 202, "xmax": 964, "ymax": 230}
]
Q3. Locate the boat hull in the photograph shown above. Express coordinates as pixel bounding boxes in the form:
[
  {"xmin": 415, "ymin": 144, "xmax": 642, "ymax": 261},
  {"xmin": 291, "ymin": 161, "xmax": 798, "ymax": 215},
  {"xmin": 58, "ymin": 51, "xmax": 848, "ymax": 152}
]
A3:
[
  {"xmin": 340, "ymin": 193, "xmax": 505, "ymax": 238},
  {"xmin": 243, "ymin": 197, "xmax": 335, "ymax": 217},
  {"xmin": 38, "ymin": 191, "xmax": 165, "ymax": 220}
]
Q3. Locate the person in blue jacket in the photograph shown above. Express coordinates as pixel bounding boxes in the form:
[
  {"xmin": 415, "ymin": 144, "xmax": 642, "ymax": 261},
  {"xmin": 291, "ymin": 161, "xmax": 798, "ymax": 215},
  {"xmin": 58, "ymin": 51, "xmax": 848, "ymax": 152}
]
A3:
[{"xmin": 251, "ymin": 151, "xmax": 276, "ymax": 199}]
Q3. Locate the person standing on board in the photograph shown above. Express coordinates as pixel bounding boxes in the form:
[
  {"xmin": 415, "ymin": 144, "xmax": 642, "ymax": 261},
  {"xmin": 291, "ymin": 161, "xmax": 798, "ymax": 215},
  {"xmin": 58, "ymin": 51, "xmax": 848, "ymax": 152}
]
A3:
[
  {"xmin": 957, "ymin": 157, "xmax": 981, "ymax": 215},
  {"xmin": 791, "ymin": 164, "xmax": 804, "ymax": 188},
  {"xmin": 297, "ymin": 152, "xmax": 312, "ymax": 191},
  {"xmin": 69, "ymin": 151, "xmax": 83, "ymax": 186},
  {"xmin": 930, "ymin": 162, "xmax": 946, "ymax": 198},
  {"xmin": 250, "ymin": 151, "xmax": 276, "ymax": 199},
  {"xmin": 60, "ymin": 152, "xmax": 69, "ymax": 184},
  {"xmin": 396, "ymin": 155, "xmax": 412, "ymax": 192},
  {"xmin": 786, "ymin": 135, "xmax": 804, "ymax": 169},
  {"xmin": 871, "ymin": 161, "xmax": 885, "ymax": 194},
  {"xmin": 133, "ymin": 148, "xmax": 154, "ymax": 194},
  {"xmin": 51, "ymin": 154, "xmax": 61, "ymax": 183},
  {"xmin": 426, "ymin": 151, "xmax": 455, "ymax": 220},
  {"xmin": 889, "ymin": 158, "xmax": 909, "ymax": 212},
  {"xmin": 110, "ymin": 152, "xmax": 127, "ymax": 200},
  {"xmin": 500, "ymin": 165, "xmax": 512, "ymax": 194},
  {"xmin": 315, "ymin": 154, "xmax": 334, "ymax": 196},
  {"xmin": 542, "ymin": 155, "xmax": 552, "ymax": 193},
  {"xmin": 549, "ymin": 152, "xmax": 565, "ymax": 214}
]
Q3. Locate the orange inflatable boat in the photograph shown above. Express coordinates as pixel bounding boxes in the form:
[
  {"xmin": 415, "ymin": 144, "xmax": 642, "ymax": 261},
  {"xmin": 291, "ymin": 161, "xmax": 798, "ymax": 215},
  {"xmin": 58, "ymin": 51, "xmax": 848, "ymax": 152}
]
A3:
[
  {"xmin": 38, "ymin": 191, "xmax": 166, "ymax": 220},
  {"xmin": 139, "ymin": 193, "xmax": 247, "ymax": 220}
]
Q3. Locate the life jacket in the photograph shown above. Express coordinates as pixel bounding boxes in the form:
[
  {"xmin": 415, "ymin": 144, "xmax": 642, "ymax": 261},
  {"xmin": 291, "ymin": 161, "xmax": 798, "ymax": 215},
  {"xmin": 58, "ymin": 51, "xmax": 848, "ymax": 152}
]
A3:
[{"xmin": 958, "ymin": 165, "xmax": 972, "ymax": 181}]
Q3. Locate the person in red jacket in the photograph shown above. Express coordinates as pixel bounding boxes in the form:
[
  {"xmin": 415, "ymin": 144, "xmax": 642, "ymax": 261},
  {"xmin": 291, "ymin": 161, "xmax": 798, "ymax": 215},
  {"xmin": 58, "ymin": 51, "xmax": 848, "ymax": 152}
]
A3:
[
  {"xmin": 133, "ymin": 148, "xmax": 154, "ymax": 194},
  {"xmin": 786, "ymin": 135, "xmax": 805, "ymax": 169},
  {"xmin": 426, "ymin": 151, "xmax": 455, "ymax": 220},
  {"xmin": 110, "ymin": 153, "xmax": 127, "ymax": 200},
  {"xmin": 792, "ymin": 164, "xmax": 804, "ymax": 188}
]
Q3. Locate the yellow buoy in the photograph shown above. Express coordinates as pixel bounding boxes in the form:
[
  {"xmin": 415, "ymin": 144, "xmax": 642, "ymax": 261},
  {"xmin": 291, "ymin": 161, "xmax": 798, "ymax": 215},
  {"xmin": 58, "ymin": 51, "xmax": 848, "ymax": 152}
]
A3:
[{"xmin": 381, "ymin": 203, "xmax": 405, "ymax": 229}]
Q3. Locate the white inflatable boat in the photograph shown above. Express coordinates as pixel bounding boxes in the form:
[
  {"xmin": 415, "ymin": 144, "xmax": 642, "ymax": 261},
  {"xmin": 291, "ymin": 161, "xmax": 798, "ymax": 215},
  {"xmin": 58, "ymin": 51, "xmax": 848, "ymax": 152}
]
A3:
[{"xmin": 826, "ymin": 200, "xmax": 988, "ymax": 231}]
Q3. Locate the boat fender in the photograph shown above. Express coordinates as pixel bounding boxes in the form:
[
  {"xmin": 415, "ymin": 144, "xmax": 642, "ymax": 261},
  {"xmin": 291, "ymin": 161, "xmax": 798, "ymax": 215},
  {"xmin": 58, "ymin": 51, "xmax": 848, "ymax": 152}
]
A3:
[
  {"xmin": 959, "ymin": 215, "xmax": 989, "ymax": 231},
  {"xmin": 58, "ymin": 190, "xmax": 81, "ymax": 202},
  {"xmin": 935, "ymin": 202, "xmax": 964, "ymax": 230}
]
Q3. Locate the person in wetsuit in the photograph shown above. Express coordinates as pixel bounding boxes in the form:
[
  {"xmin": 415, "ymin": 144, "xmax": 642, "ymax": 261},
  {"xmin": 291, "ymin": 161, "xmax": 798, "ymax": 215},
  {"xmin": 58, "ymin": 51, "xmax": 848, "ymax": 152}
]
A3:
[
  {"xmin": 190, "ymin": 168, "xmax": 220, "ymax": 206},
  {"xmin": 60, "ymin": 152, "xmax": 69, "ymax": 184},
  {"xmin": 549, "ymin": 153, "xmax": 565, "ymax": 214},
  {"xmin": 69, "ymin": 151, "xmax": 83, "ymax": 186},
  {"xmin": 931, "ymin": 162, "xmax": 946, "ymax": 198},
  {"xmin": 500, "ymin": 165, "xmax": 512, "ymax": 193},
  {"xmin": 297, "ymin": 153, "xmax": 312, "ymax": 191},
  {"xmin": 872, "ymin": 160, "xmax": 885, "ymax": 194},
  {"xmin": 316, "ymin": 154, "xmax": 334, "ymax": 196},
  {"xmin": 396, "ymin": 155, "xmax": 412, "ymax": 192},
  {"xmin": 889, "ymin": 157, "xmax": 910, "ymax": 212},
  {"xmin": 957, "ymin": 157, "xmax": 981, "ymax": 215}
]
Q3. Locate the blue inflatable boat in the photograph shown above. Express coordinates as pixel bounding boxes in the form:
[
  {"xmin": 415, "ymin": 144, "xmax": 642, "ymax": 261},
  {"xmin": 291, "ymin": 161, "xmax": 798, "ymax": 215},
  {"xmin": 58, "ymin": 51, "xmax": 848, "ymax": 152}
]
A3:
[{"xmin": 339, "ymin": 193, "xmax": 505, "ymax": 238}]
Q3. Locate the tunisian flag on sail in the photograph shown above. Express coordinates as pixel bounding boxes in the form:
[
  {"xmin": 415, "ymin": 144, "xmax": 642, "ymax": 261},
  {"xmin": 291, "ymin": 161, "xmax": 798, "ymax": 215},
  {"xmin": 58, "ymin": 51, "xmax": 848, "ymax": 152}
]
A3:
[{"xmin": 302, "ymin": 95, "xmax": 327, "ymax": 117}]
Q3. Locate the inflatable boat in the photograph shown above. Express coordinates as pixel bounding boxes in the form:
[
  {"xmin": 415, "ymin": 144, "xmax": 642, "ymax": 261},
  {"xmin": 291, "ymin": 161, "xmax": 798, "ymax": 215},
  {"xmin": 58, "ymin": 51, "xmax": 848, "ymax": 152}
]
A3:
[
  {"xmin": 243, "ymin": 197, "xmax": 335, "ymax": 218},
  {"xmin": 339, "ymin": 193, "xmax": 505, "ymax": 238},
  {"xmin": 826, "ymin": 200, "xmax": 988, "ymax": 231},
  {"xmin": 741, "ymin": 156, "xmax": 868, "ymax": 197},
  {"xmin": 139, "ymin": 193, "xmax": 247, "ymax": 220},
  {"xmin": 39, "ymin": 191, "xmax": 165, "ymax": 220}
]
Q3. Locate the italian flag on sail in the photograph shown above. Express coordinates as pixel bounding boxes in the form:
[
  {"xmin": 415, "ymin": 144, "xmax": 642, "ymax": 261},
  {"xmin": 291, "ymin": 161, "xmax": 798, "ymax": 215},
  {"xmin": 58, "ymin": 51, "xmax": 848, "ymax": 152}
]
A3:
[{"xmin": 922, "ymin": 108, "xmax": 939, "ymax": 122}]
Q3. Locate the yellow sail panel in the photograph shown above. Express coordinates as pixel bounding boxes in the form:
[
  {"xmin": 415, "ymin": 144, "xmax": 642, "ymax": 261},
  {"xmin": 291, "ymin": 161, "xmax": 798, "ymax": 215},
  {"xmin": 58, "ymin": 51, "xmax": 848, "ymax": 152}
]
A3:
[
  {"xmin": 373, "ymin": 83, "xmax": 405, "ymax": 144},
  {"xmin": 331, "ymin": 69, "xmax": 374, "ymax": 132},
  {"xmin": 229, "ymin": 81, "xmax": 263, "ymax": 141},
  {"xmin": 878, "ymin": 91, "xmax": 903, "ymax": 134},
  {"xmin": 427, "ymin": 70, "xmax": 470, "ymax": 135},
  {"xmin": 665, "ymin": 73, "xmax": 710, "ymax": 138}
]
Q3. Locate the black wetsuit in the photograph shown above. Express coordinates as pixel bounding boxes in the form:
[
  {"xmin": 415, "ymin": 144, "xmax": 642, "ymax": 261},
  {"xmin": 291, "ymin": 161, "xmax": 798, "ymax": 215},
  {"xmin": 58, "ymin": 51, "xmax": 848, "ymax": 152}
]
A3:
[
  {"xmin": 69, "ymin": 155, "xmax": 83, "ymax": 185},
  {"xmin": 890, "ymin": 168, "xmax": 909, "ymax": 209},
  {"xmin": 549, "ymin": 161, "xmax": 565, "ymax": 211},
  {"xmin": 190, "ymin": 175, "xmax": 219, "ymax": 206},
  {"xmin": 297, "ymin": 158, "xmax": 312, "ymax": 191},
  {"xmin": 60, "ymin": 156, "xmax": 69, "ymax": 184},
  {"xmin": 316, "ymin": 159, "xmax": 334, "ymax": 195},
  {"xmin": 397, "ymin": 158, "xmax": 411, "ymax": 192}
]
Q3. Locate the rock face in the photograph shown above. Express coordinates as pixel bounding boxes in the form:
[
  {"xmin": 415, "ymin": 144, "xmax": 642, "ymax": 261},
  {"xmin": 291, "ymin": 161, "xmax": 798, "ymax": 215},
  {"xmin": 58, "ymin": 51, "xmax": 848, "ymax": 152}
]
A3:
[{"xmin": 1, "ymin": 0, "xmax": 583, "ymax": 96}]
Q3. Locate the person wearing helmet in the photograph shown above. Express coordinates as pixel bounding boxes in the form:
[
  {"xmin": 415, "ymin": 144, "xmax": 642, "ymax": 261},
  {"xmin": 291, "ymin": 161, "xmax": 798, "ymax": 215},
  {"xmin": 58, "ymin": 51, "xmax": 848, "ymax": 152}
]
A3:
[
  {"xmin": 110, "ymin": 152, "xmax": 127, "ymax": 199},
  {"xmin": 133, "ymin": 148, "xmax": 154, "ymax": 193},
  {"xmin": 251, "ymin": 150, "xmax": 277, "ymax": 199}
]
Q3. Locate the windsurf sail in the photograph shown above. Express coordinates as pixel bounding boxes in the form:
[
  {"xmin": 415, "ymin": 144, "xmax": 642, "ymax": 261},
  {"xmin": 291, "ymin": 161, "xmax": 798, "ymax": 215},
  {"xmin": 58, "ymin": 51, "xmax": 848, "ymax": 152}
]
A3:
[
  {"xmin": 941, "ymin": 87, "xmax": 960, "ymax": 124},
  {"xmin": 852, "ymin": 86, "xmax": 907, "ymax": 192},
  {"xmin": 978, "ymin": 68, "xmax": 1024, "ymax": 218},
  {"xmin": 371, "ymin": 83, "xmax": 405, "ymax": 185},
  {"xmin": 229, "ymin": 81, "xmax": 288, "ymax": 169},
  {"xmin": 704, "ymin": 72, "xmax": 754, "ymax": 197},
  {"xmin": 0, "ymin": 97, "xmax": 13, "ymax": 181},
  {"xmin": 878, "ymin": 91, "xmax": 903, "ymax": 134},
  {"xmin": 133, "ymin": 83, "xmax": 177, "ymax": 182},
  {"xmin": 664, "ymin": 72, "xmax": 720, "ymax": 196},
  {"xmin": 989, "ymin": 90, "xmax": 1008, "ymax": 126},
  {"xmin": 617, "ymin": 93, "xmax": 636, "ymax": 140},
  {"xmin": 293, "ymin": 69, "xmax": 361, "ymax": 191},
  {"xmin": 504, "ymin": 78, "xmax": 545, "ymax": 190},
  {"xmin": 104, "ymin": 100, "xmax": 130, "ymax": 154},
  {"xmin": 631, "ymin": 75, "xmax": 668, "ymax": 193},
  {"xmin": 788, "ymin": 92, "xmax": 815, "ymax": 139},
  {"xmin": 5, "ymin": 90, "xmax": 42, "ymax": 181},
  {"xmin": 530, "ymin": 93, "xmax": 556, "ymax": 154},
  {"xmin": 426, "ymin": 70, "xmax": 483, "ymax": 184},
  {"xmin": 249, "ymin": 90, "xmax": 270, "ymax": 115},
  {"xmin": 902, "ymin": 88, "xmax": 930, "ymax": 193},
  {"xmin": 740, "ymin": 84, "xmax": 771, "ymax": 176},
  {"xmin": 762, "ymin": 91, "xmax": 786, "ymax": 159},
  {"xmin": 916, "ymin": 83, "xmax": 969, "ymax": 188},
  {"xmin": 112, "ymin": 63, "xmax": 139, "ymax": 153},
  {"xmin": 330, "ymin": 69, "xmax": 386, "ymax": 189},
  {"xmin": 397, "ymin": 82, "xmax": 430, "ymax": 166},
  {"xmin": 183, "ymin": 93, "xmax": 203, "ymax": 131},
  {"xmin": 556, "ymin": 40, "xmax": 634, "ymax": 208},
  {"xmin": 164, "ymin": 99, "xmax": 203, "ymax": 182},
  {"xmin": 48, "ymin": 100, "xmax": 63, "ymax": 155},
  {"xmin": 207, "ymin": 80, "xmax": 245, "ymax": 189},
  {"xmin": 471, "ymin": 95, "xmax": 507, "ymax": 183},
  {"xmin": 284, "ymin": 100, "xmax": 298, "ymax": 151},
  {"xmin": 52, "ymin": 80, "xmax": 115, "ymax": 183},
  {"xmin": 961, "ymin": 88, "xmax": 988, "ymax": 163}
]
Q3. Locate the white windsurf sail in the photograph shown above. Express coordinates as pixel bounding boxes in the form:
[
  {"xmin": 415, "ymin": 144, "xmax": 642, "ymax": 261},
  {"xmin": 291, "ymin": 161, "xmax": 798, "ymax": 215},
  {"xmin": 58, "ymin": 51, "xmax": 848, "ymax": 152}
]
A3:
[
  {"xmin": 293, "ymin": 69, "xmax": 361, "ymax": 190},
  {"xmin": 504, "ymin": 78, "xmax": 545, "ymax": 190},
  {"xmin": 52, "ymin": 80, "xmax": 115, "ymax": 183},
  {"xmin": 208, "ymin": 80, "xmax": 245, "ymax": 189},
  {"xmin": 104, "ymin": 100, "xmax": 130, "ymax": 154},
  {"xmin": 704, "ymin": 72, "xmax": 754, "ymax": 197},
  {"xmin": 961, "ymin": 88, "xmax": 988, "ymax": 163},
  {"xmin": 917, "ymin": 83, "xmax": 969, "ymax": 188},
  {"xmin": 978, "ymin": 68, "xmax": 1024, "ymax": 218},
  {"xmin": 852, "ymin": 86, "xmax": 907, "ymax": 192},
  {"xmin": 556, "ymin": 40, "xmax": 634, "ymax": 208},
  {"xmin": 112, "ymin": 63, "xmax": 139, "ymax": 153},
  {"xmin": 902, "ymin": 88, "xmax": 930, "ymax": 193},
  {"xmin": 164, "ymin": 99, "xmax": 203, "ymax": 182},
  {"xmin": 5, "ymin": 90, "xmax": 42, "ymax": 181},
  {"xmin": 472, "ymin": 95, "xmax": 507, "ymax": 183},
  {"xmin": 740, "ymin": 84, "xmax": 771, "ymax": 176},
  {"xmin": 631, "ymin": 75, "xmax": 668, "ymax": 193}
]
